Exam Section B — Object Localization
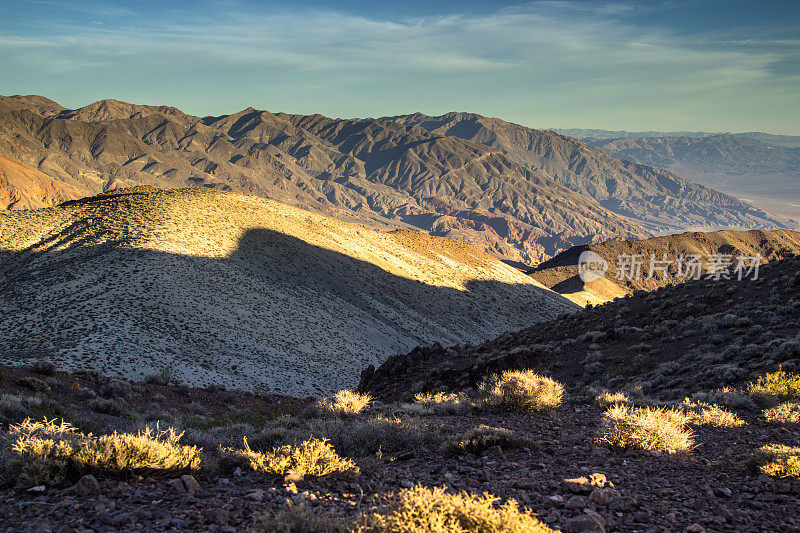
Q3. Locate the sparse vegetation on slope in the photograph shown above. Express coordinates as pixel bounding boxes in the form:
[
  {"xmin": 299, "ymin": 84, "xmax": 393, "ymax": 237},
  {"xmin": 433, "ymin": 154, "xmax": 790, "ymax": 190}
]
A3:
[{"xmin": 0, "ymin": 186, "xmax": 573, "ymax": 395}]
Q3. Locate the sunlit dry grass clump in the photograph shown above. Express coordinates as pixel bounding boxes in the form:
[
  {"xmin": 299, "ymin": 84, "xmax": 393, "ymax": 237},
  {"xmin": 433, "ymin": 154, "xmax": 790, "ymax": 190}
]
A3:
[
  {"xmin": 317, "ymin": 390, "xmax": 373, "ymax": 417},
  {"xmin": 355, "ymin": 485, "xmax": 553, "ymax": 532},
  {"xmin": 599, "ymin": 405, "xmax": 694, "ymax": 454},
  {"xmin": 748, "ymin": 444, "xmax": 800, "ymax": 478},
  {"xmin": 763, "ymin": 402, "xmax": 800, "ymax": 424},
  {"xmin": 222, "ymin": 437, "xmax": 357, "ymax": 478},
  {"xmin": 413, "ymin": 391, "xmax": 472, "ymax": 415},
  {"xmin": 8, "ymin": 418, "xmax": 200, "ymax": 488},
  {"xmin": 479, "ymin": 370, "xmax": 563, "ymax": 413},
  {"xmin": 683, "ymin": 401, "xmax": 745, "ymax": 428},
  {"xmin": 748, "ymin": 370, "xmax": 800, "ymax": 403}
]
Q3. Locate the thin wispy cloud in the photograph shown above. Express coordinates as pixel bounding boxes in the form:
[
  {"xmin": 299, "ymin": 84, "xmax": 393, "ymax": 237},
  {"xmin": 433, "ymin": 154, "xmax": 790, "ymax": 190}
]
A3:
[{"xmin": 1, "ymin": 0, "xmax": 798, "ymax": 133}]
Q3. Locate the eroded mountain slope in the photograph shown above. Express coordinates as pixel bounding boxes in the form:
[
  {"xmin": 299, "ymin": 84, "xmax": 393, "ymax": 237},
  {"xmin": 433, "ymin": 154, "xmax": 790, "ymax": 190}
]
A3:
[
  {"xmin": 389, "ymin": 112, "xmax": 786, "ymax": 232},
  {"xmin": 0, "ymin": 186, "xmax": 575, "ymax": 394},
  {"xmin": 0, "ymin": 95, "xmax": 650, "ymax": 263}
]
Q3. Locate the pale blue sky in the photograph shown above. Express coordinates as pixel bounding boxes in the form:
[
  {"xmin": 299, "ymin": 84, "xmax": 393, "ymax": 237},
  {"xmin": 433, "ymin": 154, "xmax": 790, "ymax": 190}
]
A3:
[{"xmin": 1, "ymin": 0, "xmax": 799, "ymax": 133}]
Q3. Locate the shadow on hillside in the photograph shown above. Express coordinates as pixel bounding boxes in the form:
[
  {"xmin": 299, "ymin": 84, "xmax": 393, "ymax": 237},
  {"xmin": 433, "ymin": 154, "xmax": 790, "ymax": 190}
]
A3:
[{"xmin": 0, "ymin": 225, "xmax": 577, "ymax": 391}]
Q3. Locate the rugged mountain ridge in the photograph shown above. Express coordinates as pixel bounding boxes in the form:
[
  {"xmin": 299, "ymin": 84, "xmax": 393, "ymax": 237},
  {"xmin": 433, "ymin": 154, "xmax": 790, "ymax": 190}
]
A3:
[
  {"xmin": 0, "ymin": 186, "xmax": 574, "ymax": 394},
  {"xmin": 0, "ymin": 95, "xmax": 653, "ymax": 263},
  {"xmin": 389, "ymin": 112, "xmax": 787, "ymax": 232}
]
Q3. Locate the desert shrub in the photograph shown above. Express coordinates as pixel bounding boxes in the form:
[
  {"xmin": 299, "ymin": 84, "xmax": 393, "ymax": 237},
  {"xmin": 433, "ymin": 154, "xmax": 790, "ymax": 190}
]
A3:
[
  {"xmin": 253, "ymin": 504, "xmax": 346, "ymax": 532},
  {"xmin": 88, "ymin": 398, "xmax": 124, "ymax": 416},
  {"xmin": 317, "ymin": 390, "xmax": 373, "ymax": 417},
  {"xmin": 31, "ymin": 360, "xmax": 56, "ymax": 376},
  {"xmin": 748, "ymin": 444, "xmax": 800, "ymax": 478},
  {"xmin": 763, "ymin": 402, "xmax": 800, "ymax": 424},
  {"xmin": 748, "ymin": 370, "xmax": 800, "ymax": 402},
  {"xmin": 479, "ymin": 370, "xmax": 563, "ymax": 413},
  {"xmin": 18, "ymin": 377, "xmax": 50, "ymax": 394},
  {"xmin": 682, "ymin": 401, "xmax": 745, "ymax": 428},
  {"xmin": 691, "ymin": 387, "xmax": 756, "ymax": 411},
  {"xmin": 445, "ymin": 426, "xmax": 533, "ymax": 456},
  {"xmin": 354, "ymin": 485, "xmax": 553, "ymax": 532},
  {"xmin": 8, "ymin": 418, "xmax": 200, "ymax": 487},
  {"xmin": 99, "ymin": 379, "xmax": 133, "ymax": 401},
  {"xmin": 221, "ymin": 437, "xmax": 357, "ymax": 478},
  {"xmin": 595, "ymin": 391, "xmax": 631, "ymax": 408},
  {"xmin": 304, "ymin": 416, "xmax": 446, "ymax": 457},
  {"xmin": 412, "ymin": 392, "xmax": 472, "ymax": 415},
  {"xmin": 598, "ymin": 405, "xmax": 694, "ymax": 454}
]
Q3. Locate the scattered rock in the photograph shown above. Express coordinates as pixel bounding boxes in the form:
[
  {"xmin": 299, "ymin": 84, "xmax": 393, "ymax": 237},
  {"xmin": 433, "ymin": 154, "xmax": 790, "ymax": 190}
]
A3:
[{"xmin": 73, "ymin": 475, "xmax": 100, "ymax": 497}]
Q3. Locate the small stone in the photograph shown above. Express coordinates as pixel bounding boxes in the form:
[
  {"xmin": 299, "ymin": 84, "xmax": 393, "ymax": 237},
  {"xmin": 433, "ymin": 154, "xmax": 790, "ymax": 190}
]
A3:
[
  {"xmin": 565, "ymin": 495, "xmax": 587, "ymax": 510},
  {"xmin": 686, "ymin": 524, "xmax": 706, "ymax": 533},
  {"xmin": 284, "ymin": 471, "xmax": 304, "ymax": 484},
  {"xmin": 28, "ymin": 485, "xmax": 46, "ymax": 493},
  {"xmin": 74, "ymin": 475, "xmax": 100, "ymax": 497},
  {"xmin": 713, "ymin": 487, "xmax": 732, "ymax": 498},
  {"xmin": 590, "ymin": 487, "xmax": 622, "ymax": 506},
  {"xmin": 563, "ymin": 513, "xmax": 606, "ymax": 533},
  {"xmin": 205, "ymin": 508, "xmax": 230, "ymax": 526},
  {"xmin": 180, "ymin": 474, "xmax": 201, "ymax": 495},
  {"xmin": 399, "ymin": 479, "xmax": 414, "ymax": 489},
  {"xmin": 245, "ymin": 491, "xmax": 264, "ymax": 502},
  {"xmin": 609, "ymin": 498, "xmax": 630, "ymax": 512}
]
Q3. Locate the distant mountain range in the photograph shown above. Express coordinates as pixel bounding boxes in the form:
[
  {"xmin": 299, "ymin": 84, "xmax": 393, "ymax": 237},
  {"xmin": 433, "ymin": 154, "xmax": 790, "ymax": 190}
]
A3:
[
  {"xmin": 557, "ymin": 128, "xmax": 800, "ymax": 148},
  {"xmin": 0, "ymin": 95, "xmax": 791, "ymax": 263},
  {"xmin": 558, "ymin": 128, "xmax": 800, "ymax": 221}
]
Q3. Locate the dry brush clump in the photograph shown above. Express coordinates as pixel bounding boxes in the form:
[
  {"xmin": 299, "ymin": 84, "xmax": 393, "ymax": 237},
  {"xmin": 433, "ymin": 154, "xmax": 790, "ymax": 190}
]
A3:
[
  {"xmin": 594, "ymin": 391, "xmax": 631, "ymax": 408},
  {"xmin": 479, "ymin": 370, "xmax": 563, "ymax": 413},
  {"xmin": 763, "ymin": 402, "xmax": 800, "ymax": 424},
  {"xmin": 411, "ymin": 392, "xmax": 472, "ymax": 415},
  {"xmin": 748, "ymin": 444, "xmax": 800, "ymax": 478},
  {"xmin": 748, "ymin": 370, "xmax": 800, "ymax": 404},
  {"xmin": 304, "ymin": 416, "xmax": 446, "ymax": 458},
  {"xmin": 317, "ymin": 390, "xmax": 373, "ymax": 417},
  {"xmin": 221, "ymin": 437, "xmax": 357, "ymax": 478},
  {"xmin": 681, "ymin": 401, "xmax": 745, "ymax": 428},
  {"xmin": 445, "ymin": 425, "xmax": 533, "ymax": 456},
  {"xmin": 598, "ymin": 405, "xmax": 694, "ymax": 454},
  {"xmin": 354, "ymin": 485, "xmax": 553, "ymax": 533},
  {"xmin": 253, "ymin": 504, "xmax": 346, "ymax": 533},
  {"xmin": 7, "ymin": 418, "xmax": 200, "ymax": 488}
]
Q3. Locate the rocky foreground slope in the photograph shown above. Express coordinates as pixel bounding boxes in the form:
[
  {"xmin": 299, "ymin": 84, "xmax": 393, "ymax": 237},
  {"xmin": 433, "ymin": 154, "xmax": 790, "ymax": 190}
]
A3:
[
  {"xmin": 0, "ymin": 186, "xmax": 574, "ymax": 395},
  {"xmin": 528, "ymin": 229, "xmax": 800, "ymax": 305},
  {"xmin": 360, "ymin": 255, "xmax": 800, "ymax": 402}
]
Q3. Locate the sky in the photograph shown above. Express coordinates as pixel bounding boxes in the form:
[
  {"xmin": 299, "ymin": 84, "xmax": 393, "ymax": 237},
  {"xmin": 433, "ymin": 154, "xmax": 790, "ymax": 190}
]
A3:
[{"xmin": 1, "ymin": 0, "xmax": 799, "ymax": 134}]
